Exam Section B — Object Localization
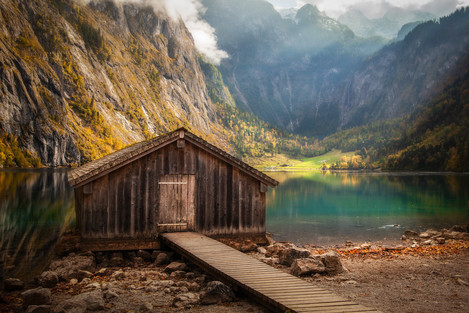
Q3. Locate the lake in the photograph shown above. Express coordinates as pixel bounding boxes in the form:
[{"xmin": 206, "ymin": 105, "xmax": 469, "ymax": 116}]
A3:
[
  {"xmin": 266, "ymin": 171, "xmax": 469, "ymax": 246},
  {"xmin": 1, "ymin": 169, "xmax": 468, "ymax": 281}
]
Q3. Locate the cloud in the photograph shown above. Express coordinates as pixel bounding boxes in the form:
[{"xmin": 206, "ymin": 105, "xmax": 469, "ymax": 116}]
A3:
[
  {"xmin": 164, "ymin": 0, "xmax": 228, "ymax": 65},
  {"xmin": 266, "ymin": 0, "xmax": 469, "ymax": 18},
  {"xmin": 82, "ymin": 0, "xmax": 228, "ymax": 65}
]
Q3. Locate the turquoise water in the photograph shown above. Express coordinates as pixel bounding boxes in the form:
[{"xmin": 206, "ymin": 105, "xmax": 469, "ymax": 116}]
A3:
[
  {"xmin": 1, "ymin": 169, "xmax": 468, "ymax": 281},
  {"xmin": 266, "ymin": 171, "xmax": 469, "ymax": 246}
]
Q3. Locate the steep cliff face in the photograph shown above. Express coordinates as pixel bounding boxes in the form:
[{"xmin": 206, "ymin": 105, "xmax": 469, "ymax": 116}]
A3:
[
  {"xmin": 341, "ymin": 10, "xmax": 469, "ymax": 129},
  {"xmin": 0, "ymin": 0, "xmax": 221, "ymax": 167}
]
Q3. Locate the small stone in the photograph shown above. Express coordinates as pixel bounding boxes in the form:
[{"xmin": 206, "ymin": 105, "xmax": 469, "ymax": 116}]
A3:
[
  {"xmin": 401, "ymin": 235, "xmax": 408, "ymax": 241},
  {"xmin": 154, "ymin": 253, "xmax": 170, "ymax": 266},
  {"xmin": 265, "ymin": 233, "xmax": 276, "ymax": 245},
  {"xmin": 343, "ymin": 280, "xmax": 358, "ymax": 285},
  {"xmin": 360, "ymin": 243, "xmax": 371, "ymax": 249},
  {"xmin": 111, "ymin": 270, "xmax": 125, "ymax": 280},
  {"xmin": 456, "ymin": 278, "xmax": 469, "ymax": 286},
  {"xmin": 411, "ymin": 243, "xmax": 419, "ymax": 248},
  {"xmin": 103, "ymin": 289, "xmax": 119, "ymax": 300},
  {"xmin": 4, "ymin": 278, "xmax": 24, "ymax": 291},
  {"xmin": 194, "ymin": 275, "xmax": 206, "ymax": 284},
  {"xmin": 199, "ymin": 281, "xmax": 235, "ymax": 305},
  {"xmin": 85, "ymin": 282, "xmax": 101, "ymax": 290},
  {"xmin": 151, "ymin": 250, "xmax": 162, "ymax": 261},
  {"xmin": 139, "ymin": 302, "xmax": 153, "ymax": 312},
  {"xmin": 422, "ymin": 240, "xmax": 433, "ymax": 245},
  {"xmin": 26, "ymin": 305, "xmax": 51, "ymax": 313},
  {"xmin": 188, "ymin": 282, "xmax": 200, "ymax": 291},
  {"xmin": 77, "ymin": 270, "xmax": 93, "ymax": 281},
  {"xmin": 170, "ymin": 270, "xmax": 186, "ymax": 278},
  {"xmin": 172, "ymin": 292, "xmax": 199, "ymax": 307},
  {"xmin": 69, "ymin": 278, "xmax": 78, "ymax": 285},
  {"xmin": 95, "ymin": 268, "xmax": 109, "ymax": 276},
  {"xmin": 345, "ymin": 240, "xmax": 353, "ymax": 247},
  {"xmin": 404, "ymin": 230, "xmax": 419, "ymax": 238},
  {"xmin": 53, "ymin": 298, "xmax": 87, "ymax": 313},
  {"xmin": 80, "ymin": 278, "xmax": 91, "ymax": 285},
  {"xmin": 133, "ymin": 257, "xmax": 144, "ymax": 264},
  {"xmin": 419, "ymin": 232, "xmax": 432, "ymax": 239},
  {"xmin": 239, "ymin": 240, "xmax": 257, "ymax": 252},
  {"xmin": 257, "ymin": 247, "xmax": 267, "ymax": 254},
  {"xmin": 22, "ymin": 288, "xmax": 51, "ymax": 306},
  {"xmin": 449, "ymin": 225, "xmax": 466, "ymax": 233},
  {"xmin": 164, "ymin": 261, "xmax": 188, "ymax": 273}
]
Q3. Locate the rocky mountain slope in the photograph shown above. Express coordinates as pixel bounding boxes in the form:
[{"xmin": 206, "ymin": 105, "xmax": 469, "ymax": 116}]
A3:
[{"xmin": 0, "ymin": 0, "xmax": 225, "ymax": 167}]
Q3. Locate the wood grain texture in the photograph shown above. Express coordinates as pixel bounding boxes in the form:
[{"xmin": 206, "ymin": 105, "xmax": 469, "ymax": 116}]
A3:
[
  {"xmin": 75, "ymin": 141, "xmax": 270, "ymax": 243},
  {"xmin": 160, "ymin": 232, "xmax": 381, "ymax": 313}
]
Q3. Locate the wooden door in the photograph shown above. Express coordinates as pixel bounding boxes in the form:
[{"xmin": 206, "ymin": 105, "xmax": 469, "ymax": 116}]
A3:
[{"xmin": 158, "ymin": 175, "xmax": 195, "ymax": 232}]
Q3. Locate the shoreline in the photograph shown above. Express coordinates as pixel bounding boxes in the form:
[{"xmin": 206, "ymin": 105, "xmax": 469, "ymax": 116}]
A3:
[{"xmin": 2, "ymin": 227, "xmax": 468, "ymax": 312}]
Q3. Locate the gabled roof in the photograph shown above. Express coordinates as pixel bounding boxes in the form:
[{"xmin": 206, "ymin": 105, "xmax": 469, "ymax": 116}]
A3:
[{"xmin": 68, "ymin": 128, "xmax": 279, "ymax": 188}]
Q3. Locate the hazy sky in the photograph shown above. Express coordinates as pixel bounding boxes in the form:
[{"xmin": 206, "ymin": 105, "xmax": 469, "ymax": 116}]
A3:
[{"xmin": 266, "ymin": 0, "xmax": 469, "ymax": 18}]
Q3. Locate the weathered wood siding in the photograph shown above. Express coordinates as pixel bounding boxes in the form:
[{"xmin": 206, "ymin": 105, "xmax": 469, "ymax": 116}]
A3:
[{"xmin": 75, "ymin": 140, "xmax": 266, "ymax": 239}]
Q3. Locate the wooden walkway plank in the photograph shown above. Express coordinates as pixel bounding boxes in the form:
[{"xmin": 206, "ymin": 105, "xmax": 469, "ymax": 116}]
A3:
[{"xmin": 160, "ymin": 232, "xmax": 381, "ymax": 313}]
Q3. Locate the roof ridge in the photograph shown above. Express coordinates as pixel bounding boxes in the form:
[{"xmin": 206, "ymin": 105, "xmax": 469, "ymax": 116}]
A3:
[{"xmin": 68, "ymin": 129, "xmax": 278, "ymax": 187}]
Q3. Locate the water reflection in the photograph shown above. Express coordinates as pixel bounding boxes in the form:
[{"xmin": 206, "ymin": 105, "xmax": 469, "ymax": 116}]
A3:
[
  {"xmin": 266, "ymin": 171, "xmax": 469, "ymax": 246},
  {"xmin": 0, "ymin": 169, "xmax": 74, "ymax": 282}
]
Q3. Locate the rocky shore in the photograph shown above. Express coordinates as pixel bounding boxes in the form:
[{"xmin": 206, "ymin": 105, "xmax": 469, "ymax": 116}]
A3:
[{"xmin": 1, "ymin": 226, "xmax": 468, "ymax": 313}]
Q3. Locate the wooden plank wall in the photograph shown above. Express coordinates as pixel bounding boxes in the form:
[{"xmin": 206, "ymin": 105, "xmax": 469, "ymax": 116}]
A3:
[{"xmin": 76, "ymin": 141, "xmax": 266, "ymax": 239}]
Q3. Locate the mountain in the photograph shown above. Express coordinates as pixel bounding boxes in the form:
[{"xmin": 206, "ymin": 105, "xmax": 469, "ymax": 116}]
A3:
[
  {"xmin": 0, "ymin": 0, "xmax": 225, "ymax": 167},
  {"xmin": 340, "ymin": 9, "xmax": 469, "ymax": 129},
  {"xmin": 202, "ymin": 0, "xmax": 468, "ymax": 138},
  {"xmin": 338, "ymin": 7, "xmax": 435, "ymax": 39},
  {"xmin": 201, "ymin": 0, "xmax": 386, "ymax": 136},
  {"xmin": 382, "ymin": 54, "xmax": 469, "ymax": 172}
]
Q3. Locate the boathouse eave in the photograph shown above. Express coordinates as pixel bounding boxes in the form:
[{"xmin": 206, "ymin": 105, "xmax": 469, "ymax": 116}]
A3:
[{"xmin": 67, "ymin": 128, "xmax": 279, "ymax": 189}]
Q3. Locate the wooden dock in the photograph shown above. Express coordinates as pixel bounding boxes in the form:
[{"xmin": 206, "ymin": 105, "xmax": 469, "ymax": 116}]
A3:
[{"xmin": 160, "ymin": 232, "xmax": 380, "ymax": 313}]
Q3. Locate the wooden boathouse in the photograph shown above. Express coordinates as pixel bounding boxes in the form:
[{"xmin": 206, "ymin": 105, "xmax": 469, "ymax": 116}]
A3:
[{"xmin": 68, "ymin": 128, "xmax": 278, "ymax": 250}]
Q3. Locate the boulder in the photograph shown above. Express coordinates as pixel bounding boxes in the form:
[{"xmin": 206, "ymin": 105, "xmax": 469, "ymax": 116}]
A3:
[
  {"xmin": 320, "ymin": 251, "xmax": 343, "ymax": 275},
  {"xmin": 52, "ymin": 298, "xmax": 87, "ymax": 313},
  {"xmin": 172, "ymin": 292, "xmax": 199, "ymax": 307},
  {"xmin": 279, "ymin": 247, "xmax": 310, "ymax": 266},
  {"xmin": 38, "ymin": 271, "xmax": 59, "ymax": 288},
  {"xmin": 26, "ymin": 305, "xmax": 51, "ymax": 313},
  {"xmin": 49, "ymin": 255, "xmax": 95, "ymax": 281},
  {"xmin": 290, "ymin": 258, "xmax": 325, "ymax": 276},
  {"xmin": 73, "ymin": 290, "xmax": 104, "ymax": 311},
  {"xmin": 137, "ymin": 250, "xmax": 152, "ymax": 262},
  {"xmin": 22, "ymin": 288, "xmax": 52, "ymax": 306},
  {"xmin": 4, "ymin": 278, "xmax": 24, "ymax": 291},
  {"xmin": 164, "ymin": 262, "xmax": 188, "ymax": 273},
  {"xmin": 199, "ymin": 281, "xmax": 235, "ymax": 305},
  {"xmin": 154, "ymin": 253, "xmax": 170, "ymax": 266}
]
